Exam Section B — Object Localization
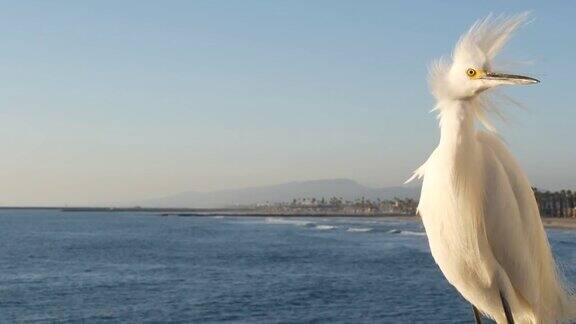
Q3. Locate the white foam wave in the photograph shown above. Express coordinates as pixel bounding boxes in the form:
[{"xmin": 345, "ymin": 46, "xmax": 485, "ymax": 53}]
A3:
[
  {"xmin": 386, "ymin": 228, "xmax": 426, "ymax": 236},
  {"xmin": 401, "ymin": 230, "xmax": 426, "ymax": 236},
  {"xmin": 347, "ymin": 227, "xmax": 373, "ymax": 233},
  {"xmin": 264, "ymin": 217, "xmax": 313, "ymax": 227},
  {"xmin": 314, "ymin": 225, "xmax": 336, "ymax": 230}
]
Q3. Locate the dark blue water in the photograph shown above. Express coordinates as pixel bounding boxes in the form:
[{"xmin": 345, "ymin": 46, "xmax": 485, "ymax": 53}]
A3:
[{"xmin": 1, "ymin": 211, "xmax": 575, "ymax": 323}]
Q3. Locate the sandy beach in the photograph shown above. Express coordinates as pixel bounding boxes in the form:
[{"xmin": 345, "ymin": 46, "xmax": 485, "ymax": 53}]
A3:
[
  {"xmin": 410, "ymin": 216, "xmax": 576, "ymax": 230},
  {"xmin": 541, "ymin": 217, "xmax": 576, "ymax": 230},
  {"xmin": 394, "ymin": 216, "xmax": 576, "ymax": 230}
]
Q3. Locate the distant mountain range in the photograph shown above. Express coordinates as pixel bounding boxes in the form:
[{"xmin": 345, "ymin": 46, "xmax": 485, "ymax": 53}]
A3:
[{"xmin": 138, "ymin": 178, "xmax": 420, "ymax": 208}]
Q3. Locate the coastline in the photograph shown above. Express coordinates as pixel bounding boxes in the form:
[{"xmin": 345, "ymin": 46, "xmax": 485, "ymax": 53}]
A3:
[{"xmin": 2, "ymin": 206, "xmax": 574, "ymax": 230}]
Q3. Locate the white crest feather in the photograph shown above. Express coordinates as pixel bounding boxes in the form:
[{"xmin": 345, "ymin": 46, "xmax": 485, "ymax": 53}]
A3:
[{"xmin": 428, "ymin": 13, "xmax": 531, "ymax": 133}]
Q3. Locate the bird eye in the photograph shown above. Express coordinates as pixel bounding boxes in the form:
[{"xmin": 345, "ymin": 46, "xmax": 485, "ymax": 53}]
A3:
[{"xmin": 466, "ymin": 68, "xmax": 477, "ymax": 77}]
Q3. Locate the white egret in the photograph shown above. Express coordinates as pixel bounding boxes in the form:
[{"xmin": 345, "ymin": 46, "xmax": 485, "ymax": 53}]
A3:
[{"xmin": 407, "ymin": 13, "xmax": 576, "ymax": 323}]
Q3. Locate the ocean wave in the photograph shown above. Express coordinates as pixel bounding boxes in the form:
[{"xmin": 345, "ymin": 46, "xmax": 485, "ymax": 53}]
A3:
[
  {"xmin": 314, "ymin": 225, "xmax": 336, "ymax": 230},
  {"xmin": 264, "ymin": 217, "xmax": 314, "ymax": 227},
  {"xmin": 346, "ymin": 227, "xmax": 373, "ymax": 233},
  {"xmin": 401, "ymin": 230, "xmax": 426, "ymax": 236},
  {"xmin": 386, "ymin": 228, "xmax": 426, "ymax": 236}
]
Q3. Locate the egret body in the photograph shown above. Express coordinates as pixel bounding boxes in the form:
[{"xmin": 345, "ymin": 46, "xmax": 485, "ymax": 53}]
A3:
[{"xmin": 408, "ymin": 14, "xmax": 576, "ymax": 323}]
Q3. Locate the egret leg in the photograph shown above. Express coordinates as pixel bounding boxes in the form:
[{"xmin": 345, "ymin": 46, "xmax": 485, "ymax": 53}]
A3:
[
  {"xmin": 471, "ymin": 304, "xmax": 483, "ymax": 324},
  {"xmin": 499, "ymin": 291, "xmax": 514, "ymax": 324}
]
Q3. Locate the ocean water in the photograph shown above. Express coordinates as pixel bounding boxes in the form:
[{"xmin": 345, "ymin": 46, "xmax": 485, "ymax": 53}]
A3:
[{"xmin": 1, "ymin": 210, "xmax": 575, "ymax": 323}]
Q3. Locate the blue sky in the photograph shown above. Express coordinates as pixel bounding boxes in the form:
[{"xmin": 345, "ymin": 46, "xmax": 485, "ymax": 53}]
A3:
[{"xmin": 0, "ymin": 1, "xmax": 574, "ymax": 205}]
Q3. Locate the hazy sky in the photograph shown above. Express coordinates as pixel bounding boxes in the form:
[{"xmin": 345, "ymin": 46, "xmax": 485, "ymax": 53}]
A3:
[{"xmin": 0, "ymin": 1, "xmax": 574, "ymax": 205}]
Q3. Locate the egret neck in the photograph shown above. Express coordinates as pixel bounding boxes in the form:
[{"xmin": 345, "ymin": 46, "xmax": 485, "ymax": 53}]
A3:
[{"xmin": 437, "ymin": 99, "xmax": 478, "ymax": 169}]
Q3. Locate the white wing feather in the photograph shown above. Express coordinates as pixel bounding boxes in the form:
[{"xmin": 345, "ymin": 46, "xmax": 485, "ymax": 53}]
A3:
[{"xmin": 477, "ymin": 131, "xmax": 575, "ymax": 322}]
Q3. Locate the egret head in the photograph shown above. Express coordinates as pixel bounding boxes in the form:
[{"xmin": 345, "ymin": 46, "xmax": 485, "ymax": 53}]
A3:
[{"xmin": 430, "ymin": 13, "xmax": 539, "ymax": 101}]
